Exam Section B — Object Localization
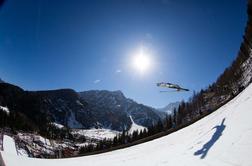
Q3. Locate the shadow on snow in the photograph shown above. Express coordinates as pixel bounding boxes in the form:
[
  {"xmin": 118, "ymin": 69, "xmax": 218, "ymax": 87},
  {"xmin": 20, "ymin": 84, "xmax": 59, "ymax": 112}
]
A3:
[{"xmin": 194, "ymin": 118, "xmax": 226, "ymax": 159}]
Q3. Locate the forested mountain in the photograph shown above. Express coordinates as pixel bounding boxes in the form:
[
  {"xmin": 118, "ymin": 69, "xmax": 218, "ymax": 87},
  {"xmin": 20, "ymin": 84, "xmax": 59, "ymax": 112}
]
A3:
[
  {"xmin": 0, "ymin": 83, "xmax": 165, "ymax": 135},
  {"xmin": 80, "ymin": 90, "xmax": 164, "ymax": 130}
]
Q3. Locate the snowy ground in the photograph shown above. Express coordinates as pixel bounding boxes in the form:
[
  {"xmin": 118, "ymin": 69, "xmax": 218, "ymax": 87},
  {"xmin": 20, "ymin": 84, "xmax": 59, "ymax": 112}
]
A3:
[
  {"xmin": 1, "ymin": 83, "xmax": 252, "ymax": 166},
  {"xmin": 71, "ymin": 117, "xmax": 147, "ymax": 141},
  {"xmin": 72, "ymin": 128, "xmax": 120, "ymax": 140}
]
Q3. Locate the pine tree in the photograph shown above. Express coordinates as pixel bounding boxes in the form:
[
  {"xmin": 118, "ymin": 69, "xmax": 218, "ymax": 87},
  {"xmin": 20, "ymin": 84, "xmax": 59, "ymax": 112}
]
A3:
[{"xmin": 173, "ymin": 108, "xmax": 177, "ymax": 128}]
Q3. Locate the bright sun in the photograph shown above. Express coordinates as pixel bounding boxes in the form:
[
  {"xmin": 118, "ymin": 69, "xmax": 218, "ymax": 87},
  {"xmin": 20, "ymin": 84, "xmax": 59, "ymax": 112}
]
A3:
[{"xmin": 132, "ymin": 47, "xmax": 151, "ymax": 74}]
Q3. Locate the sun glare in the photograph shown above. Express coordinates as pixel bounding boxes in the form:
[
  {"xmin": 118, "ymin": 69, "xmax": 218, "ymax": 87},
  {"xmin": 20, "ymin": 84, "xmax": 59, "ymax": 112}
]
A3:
[{"xmin": 132, "ymin": 47, "xmax": 152, "ymax": 74}]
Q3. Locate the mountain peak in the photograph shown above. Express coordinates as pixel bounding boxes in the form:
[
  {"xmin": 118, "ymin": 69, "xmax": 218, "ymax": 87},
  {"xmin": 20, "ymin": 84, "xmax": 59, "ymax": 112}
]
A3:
[
  {"xmin": 79, "ymin": 89, "xmax": 163, "ymax": 130},
  {"xmin": 0, "ymin": 78, "xmax": 5, "ymax": 83},
  {"xmin": 80, "ymin": 89, "xmax": 126, "ymax": 101},
  {"xmin": 112, "ymin": 90, "xmax": 125, "ymax": 97},
  {"xmin": 158, "ymin": 101, "xmax": 180, "ymax": 114}
]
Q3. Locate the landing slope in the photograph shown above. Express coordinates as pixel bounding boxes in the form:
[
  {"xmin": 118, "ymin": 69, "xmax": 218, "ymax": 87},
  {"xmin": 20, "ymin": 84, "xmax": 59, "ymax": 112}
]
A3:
[{"xmin": 1, "ymin": 84, "xmax": 252, "ymax": 166}]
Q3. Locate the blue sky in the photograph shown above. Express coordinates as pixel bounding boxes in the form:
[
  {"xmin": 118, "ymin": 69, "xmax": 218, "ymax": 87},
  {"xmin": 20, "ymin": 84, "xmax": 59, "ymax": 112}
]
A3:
[{"xmin": 0, "ymin": 0, "xmax": 247, "ymax": 108}]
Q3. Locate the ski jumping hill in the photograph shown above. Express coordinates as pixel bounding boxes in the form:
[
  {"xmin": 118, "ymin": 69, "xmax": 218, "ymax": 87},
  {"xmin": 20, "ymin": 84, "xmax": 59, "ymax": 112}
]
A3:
[{"xmin": 1, "ymin": 82, "xmax": 252, "ymax": 166}]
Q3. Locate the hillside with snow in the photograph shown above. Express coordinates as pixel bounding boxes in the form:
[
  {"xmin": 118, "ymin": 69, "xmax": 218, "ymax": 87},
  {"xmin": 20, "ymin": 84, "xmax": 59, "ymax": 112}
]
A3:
[
  {"xmin": 0, "ymin": 83, "xmax": 165, "ymax": 133},
  {"xmin": 127, "ymin": 116, "xmax": 147, "ymax": 135},
  {"xmin": 1, "ymin": 82, "xmax": 252, "ymax": 166}
]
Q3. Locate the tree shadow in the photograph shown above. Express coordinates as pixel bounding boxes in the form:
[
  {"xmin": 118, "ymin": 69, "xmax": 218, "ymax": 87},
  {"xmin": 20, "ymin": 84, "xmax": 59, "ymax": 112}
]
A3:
[{"xmin": 194, "ymin": 118, "xmax": 226, "ymax": 159}]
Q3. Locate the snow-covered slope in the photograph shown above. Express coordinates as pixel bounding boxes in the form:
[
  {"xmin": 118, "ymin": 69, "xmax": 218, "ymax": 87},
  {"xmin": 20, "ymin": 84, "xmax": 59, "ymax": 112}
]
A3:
[
  {"xmin": 1, "ymin": 83, "xmax": 252, "ymax": 165},
  {"xmin": 127, "ymin": 116, "xmax": 147, "ymax": 135}
]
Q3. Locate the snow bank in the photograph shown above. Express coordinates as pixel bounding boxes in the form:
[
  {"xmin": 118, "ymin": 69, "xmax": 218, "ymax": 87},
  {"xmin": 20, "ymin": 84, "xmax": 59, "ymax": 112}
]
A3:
[
  {"xmin": 1, "ymin": 83, "xmax": 252, "ymax": 166},
  {"xmin": 2, "ymin": 135, "xmax": 16, "ymax": 155}
]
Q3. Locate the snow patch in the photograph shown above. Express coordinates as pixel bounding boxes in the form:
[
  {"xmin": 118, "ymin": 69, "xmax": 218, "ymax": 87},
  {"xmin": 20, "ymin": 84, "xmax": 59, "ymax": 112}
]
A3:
[
  {"xmin": 33, "ymin": 135, "xmax": 51, "ymax": 146},
  {"xmin": 0, "ymin": 106, "xmax": 10, "ymax": 115},
  {"xmin": 76, "ymin": 100, "xmax": 84, "ymax": 107},
  {"xmin": 68, "ymin": 111, "xmax": 82, "ymax": 128},
  {"xmin": 75, "ymin": 142, "xmax": 96, "ymax": 148},
  {"xmin": 51, "ymin": 122, "xmax": 64, "ymax": 129},
  {"xmin": 17, "ymin": 148, "xmax": 29, "ymax": 157},
  {"xmin": 128, "ymin": 116, "xmax": 147, "ymax": 135}
]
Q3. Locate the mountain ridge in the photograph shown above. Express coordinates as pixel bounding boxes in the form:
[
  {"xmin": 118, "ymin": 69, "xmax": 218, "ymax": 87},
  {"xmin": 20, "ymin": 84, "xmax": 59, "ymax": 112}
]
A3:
[
  {"xmin": 158, "ymin": 101, "xmax": 180, "ymax": 114},
  {"xmin": 0, "ymin": 82, "xmax": 166, "ymax": 132}
]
